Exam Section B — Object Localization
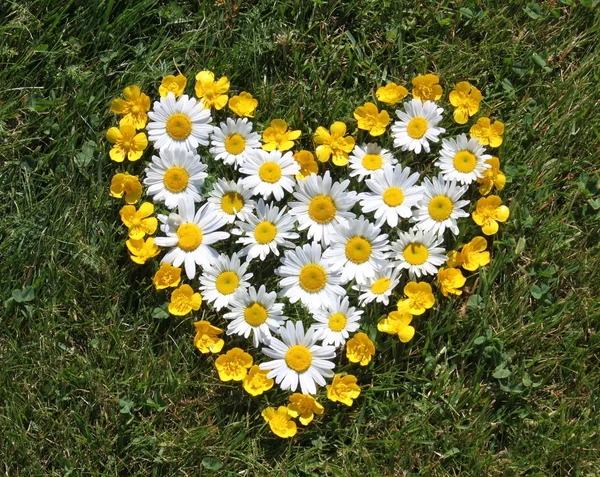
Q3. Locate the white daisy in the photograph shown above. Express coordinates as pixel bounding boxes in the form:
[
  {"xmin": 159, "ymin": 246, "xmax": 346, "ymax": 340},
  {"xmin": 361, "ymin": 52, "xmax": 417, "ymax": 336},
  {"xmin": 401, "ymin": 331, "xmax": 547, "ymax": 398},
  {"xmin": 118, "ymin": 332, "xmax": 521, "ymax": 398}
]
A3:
[
  {"xmin": 209, "ymin": 117, "xmax": 261, "ymax": 169},
  {"xmin": 231, "ymin": 199, "xmax": 298, "ymax": 261},
  {"xmin": 147, "ymin": 93, "xmax": 212, "ymax": 151},
  {"xmin": 391, "ymin": 228, "xmax": 447, "ymax": 278},
  {"xmin": 359, "ymin": 164, "xmax": 423, "ymax": 227},
  {"xmin": 352, "ymin": 264, "xmax": 401, "ymax": 306},
  {"xmin": 276, "ymin": 241, "xmax": 345, "ymax": 311},
  {"xmin": 288, "ymin": 171, "xmax": 357, "ymax": 246},
  {"xmin": 348, "ymin": 143, "xmax": 397, "ymax": 181},
  {"xmin": 144, "ymin": 148, "xmax": 208, "ymax": 209},
  {"xmin": 309, "ymin": 296, "xmax": 363, "ymax": 347},
  {"xmin": 199, "ymin": 253, "xmax": 253, "ymax": 311},
  {"xmin": 412, "ymin": 173, "xmax": 469, "ymax": 236},
  {"xmin": 224, "ymin": 285, "xmax": 287, "ymax": 348},
  {"xmin": 434, "ymin": 133, "xmax": 492, "ymax": 184},
  {"xmin": 154, "ymin": 198, "xmax": 229, "ymax": 280},
  {"xmin": 239, "ymin": 149, "xmax": 300, "ymax": 201},
  {"xmin": 260, "ymin": 320, "xmax": 336, "ymax": 395},
  {"xmin": 391, "ymin": 99, "xmax": 445, "ymax": 154},
  {"xmin": 322, "ymin": 215, "xmax": 390, "ymax": 285},
  {"xmin": 206, "ymin": 178, "xmax": 255, "ymax": 224}
]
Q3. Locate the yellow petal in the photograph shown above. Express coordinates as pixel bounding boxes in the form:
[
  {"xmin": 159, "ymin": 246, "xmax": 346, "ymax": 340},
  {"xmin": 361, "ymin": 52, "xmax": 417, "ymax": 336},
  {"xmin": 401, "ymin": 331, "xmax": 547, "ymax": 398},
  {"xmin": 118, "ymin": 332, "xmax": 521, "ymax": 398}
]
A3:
[
  {"xmin": 287, "ymin": 129, "xmax": 302, "ymax": 141},
  {"xmin": 214, "ymin": 94, "xmax": 228, "ymax": 110},
  {"xmin": 495, "ymin": 205, "xmax": 510, "ymax": 222},
  {"xmin": 109, "ymin": 147, "xmax": 126, "ymax": 163},
  {"xmin": 313, "ymin": 126, "xmax": 331, "ymax": 145},
  {"xmin": 138, "ymin": 202, "xmax": 154, "ymax": 218},
  {"xmin": 195, "ymin": 70, "xmax": 215, "ymax": 83},
  {"xmin": 482, "ymin": 221, "xmax": 499, "ymax": 235},
  {"xmin": 106, "ymin": 127, "xmax": 122, "ymax": 144},
  {"xmin": 119, "ymin": 124, "xmax": 136, "ymax": 140},
  {"xmin": 453, "ymin": 108, "xmax": 469, "ymax": 125},
  {"xmin": 315, "ymin": 145, "xmax": 331, "ymax": 163},
  {"xmin": 122, "ymin": 85, "xmax": 141, "ymax": 101},
  {"xmin": 270, "ymin": 119, "xmax": 288, "ymax": 132},
  {"xmin": 132, "ymin": 132, "xmax": 148, "ymax": 151},
  {"xmin": 397, "ymin": 326, "xmax": 415, "ymax": 343},
  {"xmin": 330, "ymin": 121, "xmax": 347, "ymax": 137},
  {"xmin": 331, "ymin": 152, "xmax": 349, "ymax": 166},
  {"xmin": 110, "ymin": 98, "xmax": 129, "ymax": 114},
  {"xmin": 120, "ymin": 205, "xmax": 136, "ymax": 227}
]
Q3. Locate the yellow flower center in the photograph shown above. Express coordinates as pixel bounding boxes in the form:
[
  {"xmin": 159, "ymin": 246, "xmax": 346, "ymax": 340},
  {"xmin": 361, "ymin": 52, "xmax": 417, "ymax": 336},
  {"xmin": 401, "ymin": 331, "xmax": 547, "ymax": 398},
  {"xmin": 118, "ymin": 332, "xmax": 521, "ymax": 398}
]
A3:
[
  {"xmin": 403, "ymin": 243, "xmax": 429, "ymax": 265},
  {"xmin": 122, "ymin": 140, "xmax": 131, "ymax": 149},
  {"xmin": 453, "ymin": 150, "xmax": 477, "ymax": 173},
  {"xmin": 221, "ymin": 191, "xmax": 244, "ymax": 215},
  {"xmin": 244, "ymin": 302, "xmax": 268, "ymax": 326},
  {"xmin": 382, "ymin": 186, "xmax": 404, "ymax": 207},
  {"xmin": 406, "ymin": 117, "xmax": 428, "ymax": 139},
  {"xmin": 345, "ymin": 237, "xmax": 372, "ymax": 264},
  {"xmin": 328, "ymin": 312, "xmax": 347, "ymax": 332},
  {"xmin": 298, "ymin": 264, "xmax": 327, "ymax": 293},
  {"xmin": 428, "ymin": 195, "xmax": 454, "ymax": 222},
  {"xmin": 285, "ymin": 345, "xmax": 313, "ymax": 372},
  {"xmin": 215, "ymin": 271, "xmax": 239, "ymax": 295},
  {"xmin": 362, "ymin": 153, "xmax": 383, "ymax": 170},
  {"xmin": 163, "ymin": 166, "xmax": 190, "ymax": 193},
  {"xmin": 258, "ymin": 162, "xmax": 282, "ymax": 183},
  {"xmin": 254, "ymin": 221, "xmax": 278, "ymax": 244},
  {"xmin": 177, "ymin": 223, "xmax": 203, "ymax": 251},
  {"xmin": 308, "ymin": 195, "xmax": 337, "ymax": 224},
  {"xmin": 224, "ymin": 133, "xmax": 246, "ymax": 155},
  {"xmin": 165, "ymin": 113, "xmax": 193, "ymax": 140},
  {"xmin": 371, "ymin": 277, "xmax": 391, "ymax": 294},
  {"xmin": 131, "ymin": 105, "xmax": 140, "ymax": 113}
]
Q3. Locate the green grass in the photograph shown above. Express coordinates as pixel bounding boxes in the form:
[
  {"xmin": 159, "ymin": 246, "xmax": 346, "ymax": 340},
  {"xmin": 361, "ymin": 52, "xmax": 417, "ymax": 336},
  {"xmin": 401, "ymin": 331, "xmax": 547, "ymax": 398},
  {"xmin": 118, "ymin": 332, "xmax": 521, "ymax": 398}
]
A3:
[{"xmin": 1, "ymin": 0, "xmax": 600, "ymax": 475}]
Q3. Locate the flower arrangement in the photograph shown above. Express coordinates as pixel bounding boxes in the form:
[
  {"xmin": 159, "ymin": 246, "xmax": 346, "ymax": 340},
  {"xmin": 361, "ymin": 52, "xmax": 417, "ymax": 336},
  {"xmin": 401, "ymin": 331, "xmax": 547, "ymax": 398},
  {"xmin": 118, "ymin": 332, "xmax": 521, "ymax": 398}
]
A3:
[{"xmin": 106, "ymin": 71, "xmax": 509, "ymax": 438}]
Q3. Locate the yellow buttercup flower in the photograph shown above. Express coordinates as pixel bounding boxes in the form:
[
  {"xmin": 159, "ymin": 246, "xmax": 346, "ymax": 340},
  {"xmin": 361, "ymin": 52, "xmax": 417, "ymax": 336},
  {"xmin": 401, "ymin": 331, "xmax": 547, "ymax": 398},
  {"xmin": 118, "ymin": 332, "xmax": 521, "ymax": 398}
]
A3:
[
  {"xmin": 472, "ymin": 195, "xmax": 510, "ymax": 235},
  {"xmin": 193, "ymin": 320, "xmax": 225, "ymax": 354},
  {"xmin": 288, "ymin": 393, "xmax": 324, "ymax": 425},
  {"xmin": 447, "ymin": 236, "xmax": 491, "ymax": 271},
  {"xmin": 376, "ymin": 82, "xmax": 408, "ymax": 105},
  {"xmin": 125, "ymin": 237, "xmax": 159, "ymax": 264},
  {"xmin": 228, "ymin": 91, "xmax": 258, "ymax": 117},
  {"xmin": 313, "ymin": 121, "xmax": 355, "ymax": 166},
  {"xmin": 119, "ymin": 202, "xmax": 157, "ymax": 240},
  {"xmin": 470, "ymin": 118, "xmax": 504, "ymax": 147},
  {"xmin": 327, "ymin": 374, "xmax": 361, "ymax": 406},
  {"xmin": 346, "ymin": 332, "xmax": 375, "ymax": 366},
  {"xmin": 449, "ymin": 81, "xmax": 482, "ymax": 124},
  {"xmin": 110, "ymin": 85, "xmax": 151, "ymax": 129},
  {"xmin": 293, "ymin": 150, "xmax": 318, "ymax": 180},
  {"xmin": 215, "ymin": 347, "xmax": 253, "ymax": 382},
  {"xmin": 106, "ymin": 124, "xmax": 147, "ymax": 162},
  {"xmin": 159, "ymin": 74, "xmax": 187, "ymax": 98},
  {"xmin": 477, "ymin": 157, "xmax": 506, "ymax": 195},
  {"xmin": 194, "ymin": 70, "xmax": 230, "ymax": 109},
  {"xmin": 353, "ymin": 102, "xmax": 390, "ymax": 136},
  {"xmin": 412, "ymin": 74, "xmax": 443, "ymax": 102},
  {"xmin": 436, "ymin": 267, "xmax": 467, "ymax": 297},
  {"xmin": 242, "ymin": 365, "xmax": 274, "ymax": 396},
  {"xmin": 168, "ymin": 284, "xmax": 202, "ymax": 316},
  {"xmin": 261, "ymin": 119, "xmax": 301, "ymax": 152},
  {"xmin": 110, "ymin": 172, "xmax": 142, "ymax": 204},
  {"xmin": 153, "ymin": 262, "xmax": 182, "ymax": 290},
  {"xmin": 402, "ymin": 281, "xmax": 435, "ymax": 315},
  {"xmin": 377, "ymin": 309, "xmax": 415, "ymax": 343},
  {"xmin": 261, "ymin": 406, "xmax": 297, "ymax": 438}
]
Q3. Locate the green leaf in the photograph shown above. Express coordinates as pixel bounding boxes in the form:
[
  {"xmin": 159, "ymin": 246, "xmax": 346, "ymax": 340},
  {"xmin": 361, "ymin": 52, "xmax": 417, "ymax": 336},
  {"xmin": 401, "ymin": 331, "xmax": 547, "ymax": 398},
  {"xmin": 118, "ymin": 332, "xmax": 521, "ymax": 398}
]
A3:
[
  {"xmin": 202, "ymin": 457, "xmax": 223, "ymax": 471},
  {"xmin": 530, "ymin": 284, "xmax": 543, "ymax": 299},
  {"xmin": 524, "ymin": 2, "xmax": 543, "ymax": 19},
  {"xmin": 493, "ymin": 367, "xmax": 511, "ymax": 379},
  {"xmin": 12, "ymin": 286, "xmax": 35, "ymax": 303},
  {"xmin": 119, "ymin": 398, "xmax": 133, "ymax": 414},
  {"xmin": 152, "ymin": 305, "xmax": 170, "ymax": 319},
  {"xmin": 515, "ymin": 237, "xmax": 526, "ymax": 256},
  {"xmin": 473, "ymin": 336, "xmax": 486, "ymax": 345},
  {"xmin": 466, "ymin": 294, "xmax": 482, "ymax": 311}
]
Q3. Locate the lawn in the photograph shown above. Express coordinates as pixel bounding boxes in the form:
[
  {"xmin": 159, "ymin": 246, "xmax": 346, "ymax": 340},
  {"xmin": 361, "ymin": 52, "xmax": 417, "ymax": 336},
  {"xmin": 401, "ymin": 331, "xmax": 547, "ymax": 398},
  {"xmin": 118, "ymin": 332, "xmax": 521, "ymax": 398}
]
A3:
[{"xmin": 1, "ymin": 0, "xmax": 599, "ymax": 475}]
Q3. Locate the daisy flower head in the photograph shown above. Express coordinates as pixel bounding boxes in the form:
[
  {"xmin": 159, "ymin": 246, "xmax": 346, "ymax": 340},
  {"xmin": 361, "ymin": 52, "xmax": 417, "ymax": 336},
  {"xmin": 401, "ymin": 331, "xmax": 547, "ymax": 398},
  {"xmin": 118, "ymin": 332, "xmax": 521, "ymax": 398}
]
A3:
[
  {"xmin": 199, "ymin": 252, "xmax": 253, "ymax": 310},
  {"xmin": 276, "ymin": 241, "xmax": 345, "ymax": 311},
  {"xmin": 260, "ymin": 320, "xmax": 336, "ymax": 395},
  {"xmin": 224, "ymin": 285, "xmax": 287, "ymax": 347},
  {"xmin": 348, "ymin": 143, "xmax": 397, "ymax": 181},
  {"xmin": 261, "ymin": 119, "xmax": 301, "ymax": 152},
  {"xmin": 412, "ymin": 173, "xmax": 469, "ymax": 236},
  {"xmin": 147, "ymin": 93, "xmax": 212, "ymax": 152},
  {"xmin": 288, "ymin": 171, "xmax": 357, "ymax": 246},
  {"xmin": 309, "ymin": 296, "xmax": 363, "ymax": 347},
  {"xmin": 359, "ymin": 164, "xmax": 423, "ymax": 228},
  {"xmin": 391, "ymin": 228, "xmax": 447, "ymax": 279},
  {"xmin": 239, "ymin": 149, "xmax": 300, "ymax": 201},
  {"xmin": 207, "ymin": 178, "xmax": 255, "ymax": 224},
  {"xmin": 194, "ymin": 70, "xmax": 230, "ymax": 110},
  {"xmin": 435, "ymin": 134, "xmax": 492, "ymax": 185},
  {"xmin": 313, "ymin": 121, "xmax": 355, "ymax": 166},
  {"xmin": 154, "ymin": 198, "xmax": 229, "ymax": 280},
  {"xmin": 391, "ymin": 99, "xmax": 445, "ymax": 154},
  {"xmin": 232, "ymin": 199, "xmax": 298, "ymax": 262},
  {"xmin": 110, "ymin": 85, "xmax": 150, "ymax": 129},
  {"xmin": 352, "ymin": 264, "xmax": 400, "ymax": 306},
  {"xmin": 209, "ymin": 117, "xmax": 261, "ymax": 169},
  {"xmin": 322, "ymin": 215, "xmax": 390, "ymax": 285},
  {"xmin": 144, "ymin": 148, "xmax": 208, "ymax": 209}
]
